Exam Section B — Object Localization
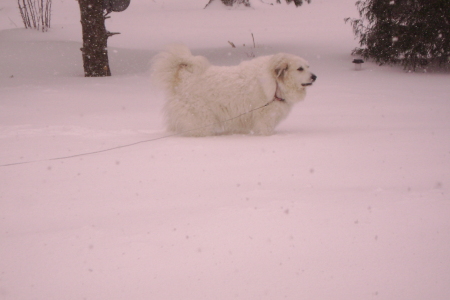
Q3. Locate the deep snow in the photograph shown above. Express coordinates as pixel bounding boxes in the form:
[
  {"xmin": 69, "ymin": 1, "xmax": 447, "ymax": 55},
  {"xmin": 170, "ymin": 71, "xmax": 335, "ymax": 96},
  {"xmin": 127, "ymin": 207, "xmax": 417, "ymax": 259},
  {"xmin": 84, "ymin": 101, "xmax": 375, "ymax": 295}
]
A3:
[{"xmin": 1, "ymin": 0, "xmax": 450, "ymax": 299}]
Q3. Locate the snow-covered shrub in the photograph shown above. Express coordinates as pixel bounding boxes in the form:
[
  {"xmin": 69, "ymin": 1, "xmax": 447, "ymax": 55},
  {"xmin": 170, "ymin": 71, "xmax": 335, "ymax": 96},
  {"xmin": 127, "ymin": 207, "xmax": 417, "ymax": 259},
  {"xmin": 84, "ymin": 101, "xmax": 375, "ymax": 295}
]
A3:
[
  {"xmin": 205, "ymin": 0, "xmax": 251, "ymax": 7},
  {"xmin": 18, "ymin": 0, "xmax": 52, "ymax": 32}
]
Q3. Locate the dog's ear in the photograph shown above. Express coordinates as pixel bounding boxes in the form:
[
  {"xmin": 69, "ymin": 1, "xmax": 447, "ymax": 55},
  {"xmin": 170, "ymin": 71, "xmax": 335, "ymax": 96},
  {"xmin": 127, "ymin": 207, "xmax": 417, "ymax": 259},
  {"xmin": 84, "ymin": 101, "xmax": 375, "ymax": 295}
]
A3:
[
  {"xmin": 274, "ymin": 62, "xmax": 289, "ymax": 80},
  {"xmin": 258, "ymin": 71, "xmax": 277, "ymax": 101}
]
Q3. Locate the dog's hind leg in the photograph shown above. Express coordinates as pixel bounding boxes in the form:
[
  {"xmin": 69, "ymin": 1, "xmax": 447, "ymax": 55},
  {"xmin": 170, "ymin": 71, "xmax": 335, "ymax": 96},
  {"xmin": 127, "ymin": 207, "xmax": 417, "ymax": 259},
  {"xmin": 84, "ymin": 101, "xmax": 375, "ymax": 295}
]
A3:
[
  {"xmin": 166, "ymin": 104, "xmax": 219, "ymax": 137},
  {"xmin": 251, "ymin": 122, "xmax": 275, "ymax": 135}
]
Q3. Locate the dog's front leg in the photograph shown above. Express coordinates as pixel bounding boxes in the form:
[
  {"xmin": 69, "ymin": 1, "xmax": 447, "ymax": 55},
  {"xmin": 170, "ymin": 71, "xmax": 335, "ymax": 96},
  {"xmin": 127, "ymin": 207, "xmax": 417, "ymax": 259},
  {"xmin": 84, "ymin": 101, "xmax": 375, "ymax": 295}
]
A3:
[{"xmin": 251, "ymin": 121, "xmax": 276, "ymax": 136}]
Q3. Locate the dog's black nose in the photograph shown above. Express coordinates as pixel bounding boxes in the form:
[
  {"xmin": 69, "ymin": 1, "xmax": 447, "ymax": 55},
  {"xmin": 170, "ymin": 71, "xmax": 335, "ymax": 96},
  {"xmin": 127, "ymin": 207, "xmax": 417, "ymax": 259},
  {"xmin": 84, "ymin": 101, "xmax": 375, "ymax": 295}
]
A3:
[{"xmin": 311, "ymin": 74, "xmax": 317, "ymax": 82}]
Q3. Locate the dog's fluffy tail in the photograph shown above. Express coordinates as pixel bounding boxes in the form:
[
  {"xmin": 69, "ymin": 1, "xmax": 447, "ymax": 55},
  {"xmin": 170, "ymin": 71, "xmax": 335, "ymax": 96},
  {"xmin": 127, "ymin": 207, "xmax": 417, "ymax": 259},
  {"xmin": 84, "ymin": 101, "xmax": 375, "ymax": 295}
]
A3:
[{"xmin": 151, "ymin": 45, "xmax": 210, "ymax": 93}]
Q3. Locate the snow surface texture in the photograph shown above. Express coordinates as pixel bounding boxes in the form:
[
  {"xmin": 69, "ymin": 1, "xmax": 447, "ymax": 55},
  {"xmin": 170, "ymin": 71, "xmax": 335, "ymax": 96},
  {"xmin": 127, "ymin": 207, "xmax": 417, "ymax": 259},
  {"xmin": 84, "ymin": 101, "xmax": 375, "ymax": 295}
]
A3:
[{"xmin": 1, "ymin": 0, "xmax": 449, "ymax": 299}]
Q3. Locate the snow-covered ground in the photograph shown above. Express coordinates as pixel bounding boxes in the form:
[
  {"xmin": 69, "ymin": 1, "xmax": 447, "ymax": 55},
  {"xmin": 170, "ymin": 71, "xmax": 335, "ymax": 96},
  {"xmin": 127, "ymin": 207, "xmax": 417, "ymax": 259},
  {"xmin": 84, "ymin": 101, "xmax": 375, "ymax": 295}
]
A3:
[{"xmin": 1, "ymin": 0, "xmax": 449, "ymax": 299}]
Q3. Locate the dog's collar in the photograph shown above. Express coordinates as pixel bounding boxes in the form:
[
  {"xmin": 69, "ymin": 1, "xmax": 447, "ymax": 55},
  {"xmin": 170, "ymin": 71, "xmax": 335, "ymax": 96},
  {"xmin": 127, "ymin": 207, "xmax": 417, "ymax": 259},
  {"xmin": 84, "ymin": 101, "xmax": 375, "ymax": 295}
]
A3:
[
  {"xmin": 274, "ymin": 82, "xmax": 285, "ymax": 102},
  {"xmin": 274, "ymin": 95, "xmax": 285, "ymax": 102}
]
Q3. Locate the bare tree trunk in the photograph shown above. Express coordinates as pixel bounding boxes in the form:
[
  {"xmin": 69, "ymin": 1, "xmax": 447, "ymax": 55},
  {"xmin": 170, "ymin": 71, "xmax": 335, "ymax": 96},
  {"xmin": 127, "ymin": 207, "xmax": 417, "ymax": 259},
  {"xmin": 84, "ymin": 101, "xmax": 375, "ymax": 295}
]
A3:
[{"xmin": 78, "ymin": 0, "xmax": 111, "ymax": 77}]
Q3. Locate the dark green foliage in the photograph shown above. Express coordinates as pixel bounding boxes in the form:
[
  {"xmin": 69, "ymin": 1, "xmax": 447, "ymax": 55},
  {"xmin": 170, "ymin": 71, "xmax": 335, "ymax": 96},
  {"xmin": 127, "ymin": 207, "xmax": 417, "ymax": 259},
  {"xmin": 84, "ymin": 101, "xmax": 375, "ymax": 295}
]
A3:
[{"xmin": 346, "ymin": 0, "xmax": 450, "ymax": 70}]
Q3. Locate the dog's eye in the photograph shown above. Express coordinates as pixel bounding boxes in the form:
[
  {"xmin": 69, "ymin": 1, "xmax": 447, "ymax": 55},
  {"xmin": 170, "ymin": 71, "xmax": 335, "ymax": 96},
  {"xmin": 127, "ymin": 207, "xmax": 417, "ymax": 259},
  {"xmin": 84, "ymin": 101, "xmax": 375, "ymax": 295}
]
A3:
[{"xmin": 297, "ymin": 67, "xmax": 304, "ymax": 72}]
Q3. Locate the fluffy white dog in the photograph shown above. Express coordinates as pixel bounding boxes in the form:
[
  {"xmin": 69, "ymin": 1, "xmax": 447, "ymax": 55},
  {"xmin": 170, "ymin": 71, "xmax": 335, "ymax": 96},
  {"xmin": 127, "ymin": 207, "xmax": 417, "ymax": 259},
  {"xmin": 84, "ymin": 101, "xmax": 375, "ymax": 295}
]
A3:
[{"xmin": 151, "ymin": 45, "xmax": 316, "ymax": 136}]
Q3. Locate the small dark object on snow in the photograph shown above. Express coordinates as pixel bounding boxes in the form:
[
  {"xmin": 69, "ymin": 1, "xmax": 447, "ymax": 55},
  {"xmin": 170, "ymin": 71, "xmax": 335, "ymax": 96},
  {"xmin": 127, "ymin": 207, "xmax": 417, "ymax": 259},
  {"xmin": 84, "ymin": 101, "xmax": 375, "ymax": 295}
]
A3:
[
  {"xmin": 353, "ymin": 59, "xmax": 364, "ymax": 70},
  {"xmin": 104, "ymin": 0, "xmax": 130, "ymax": 13}
]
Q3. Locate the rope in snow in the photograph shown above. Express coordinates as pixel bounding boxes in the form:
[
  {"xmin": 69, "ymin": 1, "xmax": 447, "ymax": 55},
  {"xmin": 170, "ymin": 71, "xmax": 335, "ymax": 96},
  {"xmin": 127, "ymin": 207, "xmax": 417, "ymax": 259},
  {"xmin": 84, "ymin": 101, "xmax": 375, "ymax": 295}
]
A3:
[{"xmin": 0, "ymin": 100, "xmax": 273, "ymax": 167}]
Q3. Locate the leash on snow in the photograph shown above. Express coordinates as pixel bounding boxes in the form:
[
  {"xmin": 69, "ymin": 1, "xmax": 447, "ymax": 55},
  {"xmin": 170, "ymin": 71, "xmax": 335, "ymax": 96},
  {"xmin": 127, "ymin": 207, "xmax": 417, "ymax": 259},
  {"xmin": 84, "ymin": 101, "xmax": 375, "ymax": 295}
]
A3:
[{"xmin": 0, "ymin": 100, "xmax": 274, "ymax": 167}]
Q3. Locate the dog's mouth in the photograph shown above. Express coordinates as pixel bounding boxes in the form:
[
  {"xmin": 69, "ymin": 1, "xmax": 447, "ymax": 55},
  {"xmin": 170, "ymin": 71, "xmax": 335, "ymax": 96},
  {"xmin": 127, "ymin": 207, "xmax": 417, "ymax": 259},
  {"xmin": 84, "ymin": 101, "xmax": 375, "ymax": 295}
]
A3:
[{"xmin": 302, "ymin": 74, "xmax": 317, "ymax": 87}]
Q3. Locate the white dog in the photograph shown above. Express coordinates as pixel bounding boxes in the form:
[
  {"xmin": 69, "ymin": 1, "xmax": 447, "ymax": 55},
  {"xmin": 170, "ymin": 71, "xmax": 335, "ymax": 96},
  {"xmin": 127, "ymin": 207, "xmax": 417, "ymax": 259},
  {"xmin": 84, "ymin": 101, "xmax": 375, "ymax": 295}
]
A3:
[{"xmin": 151, "ymin": 45, "xmax": 316, "ymax": 136}]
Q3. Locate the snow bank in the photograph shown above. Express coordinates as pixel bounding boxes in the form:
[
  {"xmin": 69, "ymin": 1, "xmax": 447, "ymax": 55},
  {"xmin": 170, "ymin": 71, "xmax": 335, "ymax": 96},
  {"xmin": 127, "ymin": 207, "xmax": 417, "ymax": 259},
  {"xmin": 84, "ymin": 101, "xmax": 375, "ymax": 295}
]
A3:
[{"xmin": 1, "ymin": 0, "xmax": 449, "ymax": 299}]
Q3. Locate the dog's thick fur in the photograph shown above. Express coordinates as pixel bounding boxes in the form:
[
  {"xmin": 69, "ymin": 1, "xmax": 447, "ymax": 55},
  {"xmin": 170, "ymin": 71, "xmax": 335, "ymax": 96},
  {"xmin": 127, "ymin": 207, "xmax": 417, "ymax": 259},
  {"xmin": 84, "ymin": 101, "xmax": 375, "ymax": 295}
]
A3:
[{"xmin": 151, "ymin": 45, "xmax": 316, "ymax": 136}]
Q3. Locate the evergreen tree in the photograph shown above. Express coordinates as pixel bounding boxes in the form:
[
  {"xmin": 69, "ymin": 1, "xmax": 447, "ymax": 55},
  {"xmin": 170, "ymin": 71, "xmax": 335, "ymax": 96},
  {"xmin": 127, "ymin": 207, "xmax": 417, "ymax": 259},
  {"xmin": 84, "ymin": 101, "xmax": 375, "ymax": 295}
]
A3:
[{"xmin": 346, "ymin": 0, "xmax": 450, "ymax": 70}]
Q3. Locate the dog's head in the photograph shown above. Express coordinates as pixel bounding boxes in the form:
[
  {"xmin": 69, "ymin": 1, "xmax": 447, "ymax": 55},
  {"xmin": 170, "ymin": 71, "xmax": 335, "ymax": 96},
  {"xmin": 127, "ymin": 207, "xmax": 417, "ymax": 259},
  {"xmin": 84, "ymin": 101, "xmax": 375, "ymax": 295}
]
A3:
[{"xmin": 271, "ymin": 53, "xmax": 316, "ymax": 102}]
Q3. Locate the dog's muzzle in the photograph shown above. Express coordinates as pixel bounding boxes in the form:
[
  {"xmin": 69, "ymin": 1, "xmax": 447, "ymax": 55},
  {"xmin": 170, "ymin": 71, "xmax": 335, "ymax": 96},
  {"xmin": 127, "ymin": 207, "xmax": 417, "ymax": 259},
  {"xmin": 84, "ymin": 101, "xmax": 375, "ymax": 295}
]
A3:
[{"xmin": 302, "ymin": 74, "xmax": 317, "ymax": 87}]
